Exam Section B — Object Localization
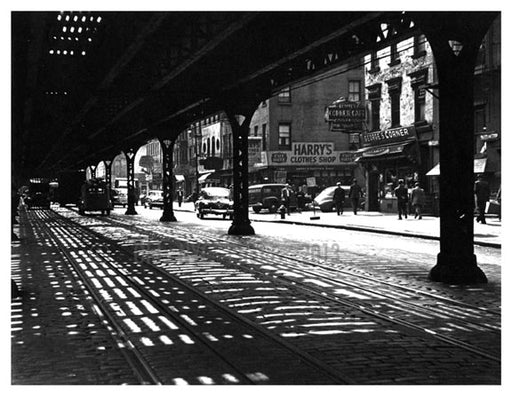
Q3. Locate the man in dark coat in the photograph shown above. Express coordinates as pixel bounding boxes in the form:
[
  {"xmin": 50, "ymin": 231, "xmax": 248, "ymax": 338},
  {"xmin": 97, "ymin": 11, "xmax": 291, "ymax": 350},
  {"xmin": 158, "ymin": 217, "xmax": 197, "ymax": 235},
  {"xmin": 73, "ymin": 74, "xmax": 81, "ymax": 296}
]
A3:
[
  {"xmin": 348, "ymin": 179, "xmax": 363, "ymax": 215},
  {"xmin": 474, "ymin": 175, "xmax": 490, "ymax": 224},
  {"xmin": 333, "ymin": 182, "xmax": 346, "ymax": 215},
  {"xmin": 394, "ymin": 179, "xmax": 409, "ymax": 220}
]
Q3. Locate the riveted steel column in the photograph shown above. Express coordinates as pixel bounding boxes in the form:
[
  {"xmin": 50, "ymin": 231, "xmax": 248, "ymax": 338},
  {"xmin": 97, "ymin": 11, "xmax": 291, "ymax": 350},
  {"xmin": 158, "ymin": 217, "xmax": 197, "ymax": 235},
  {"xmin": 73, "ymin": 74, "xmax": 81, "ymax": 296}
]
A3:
[
  {"xmin": 88, "ymin": 165, "xmax": 97, "ymax": 179},
  {"xmin": 225, "ymin": 110, "xmax": 255, "ymax": 236},
  {"xmin": 124, "ymin": 148, "xmax": 138, "ymax": 215},
  {"xmin": 414, "ymin": 12, "xmax": 497, "ymax": 284},
  {"xmin": 159, "ymin": 138, "xmax": 177, "ymax": 222},
  {"xmin": 103, "ymin": 159, "xmax": 113, "ymax": 189}
]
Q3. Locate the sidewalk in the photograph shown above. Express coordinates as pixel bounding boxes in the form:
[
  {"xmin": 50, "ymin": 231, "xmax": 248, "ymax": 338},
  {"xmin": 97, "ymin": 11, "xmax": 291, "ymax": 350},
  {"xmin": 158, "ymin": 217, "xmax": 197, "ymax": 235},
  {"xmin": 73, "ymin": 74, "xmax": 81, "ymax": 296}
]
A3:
[{"xmin": 174, "ymin": 202, "xmax": 501, "ymax": 248}]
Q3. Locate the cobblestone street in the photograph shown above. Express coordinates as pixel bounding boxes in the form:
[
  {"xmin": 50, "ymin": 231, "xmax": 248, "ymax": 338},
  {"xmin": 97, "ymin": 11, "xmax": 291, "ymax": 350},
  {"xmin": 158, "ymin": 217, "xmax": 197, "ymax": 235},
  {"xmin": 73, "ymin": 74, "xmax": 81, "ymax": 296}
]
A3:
[{"xmin": 11, "ymin": 206, "xmax": 501, "ymax": 385}]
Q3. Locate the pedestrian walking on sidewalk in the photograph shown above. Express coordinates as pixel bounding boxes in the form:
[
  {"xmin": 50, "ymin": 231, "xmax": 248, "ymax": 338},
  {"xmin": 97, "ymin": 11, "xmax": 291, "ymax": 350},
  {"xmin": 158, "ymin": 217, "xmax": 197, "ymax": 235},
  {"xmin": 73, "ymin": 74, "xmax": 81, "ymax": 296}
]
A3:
[
  {"xmin": 348, "ymin": 179, "xmax": 363, "ymax": 215},
  {"xmin": 333, "ymin": 182, "xmax": 345, "ymax": 215},
  {"xmin": 474, "ymin": 175, "xmax": 490, "ymax": 224},
  {"xmin": 394, "ymin": 179, "xmax": 409, "ymax": 220},
  {"xmin": 281, "ymin": 183, "xmax": 292, "ymax": 215},
  {"xmin": 410, "ymin": 182, "xmax": 425, "ymax": 219},
  {"xmin": 177, "ymin": 188, "xmax": 183, "ymax": 207},
  {"xmin": 296, "ymin": 186, "xmax": 305, "ymax": 213}
]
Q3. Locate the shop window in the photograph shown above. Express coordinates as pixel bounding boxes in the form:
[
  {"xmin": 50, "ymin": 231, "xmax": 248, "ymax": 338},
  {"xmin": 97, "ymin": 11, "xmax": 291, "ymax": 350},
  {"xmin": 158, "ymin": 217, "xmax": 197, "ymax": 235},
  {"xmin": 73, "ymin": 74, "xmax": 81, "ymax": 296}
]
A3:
[
  {"xmin": 278, "ymin": 123, "xmax": 291, "ymax": 149},
  {"xmin": 389, "ymin": 43, "xmax": 400, "ymax": 66},
  {"xmin": 278, "ymin": 87, "xmax": 291, "ymax": 104},
  {"xmin": 348, "ymin": 80, "xmax": 361, "ymax": 102}
]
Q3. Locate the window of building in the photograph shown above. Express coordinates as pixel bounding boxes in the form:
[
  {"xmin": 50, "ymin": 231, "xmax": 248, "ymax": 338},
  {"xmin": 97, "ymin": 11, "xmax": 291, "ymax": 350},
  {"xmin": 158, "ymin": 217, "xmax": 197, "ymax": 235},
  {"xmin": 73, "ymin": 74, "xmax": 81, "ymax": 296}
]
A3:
[
  {"xmin": 386, "ymin": 77, "xmax": 402, "ymax": 128},
  {"xmin": 278, "ymin": 123, "xmax": 291, "ymax": 148},
  {"xmin": 348, "ymin": 80, "xmax": 361, "ymax": 102},
  {"xmin": 413, "ymin": 34, "xmax": 427, "ymax": 58},
  {"xmin": 414, "ymin": 88, "xmax": 426, "ymax": 122},
  {"xmin": 370, "ymin": 99, "xmax": 380, "ymax": 131},
  {"xmin": 261, "ymin": 100, "xmax": 267, "ymax": 107},
  {"xmin": 475, "ymin": 42, "xmax": 486, "ymax": 74},
  {"xmin": 278, "ymin": 87, "xmax": 291, "ymax": 103},
  {"xmin": 369, "ymin": 50, "xmax": 380, "ymax": 72},
  {"xmin": 254, "ymin": 125, "xmax": 259, "ymax": 136},
  {"xmin": 366, "ymin": 83, "xmax": 382, "ymax": 132},
  {"xmin": 389, "ymin": 43, "xmax": 400, "ymax": 66},
  {"xmin": 408, "ymin": 69, "xmax": 428, "ymax": 124},
  {"xmin": 390, "ymin": 91, "xmax": 401, "ymax": 127},
  {"xmin": 262, "ymin": 123, "xmax": 267, "ymax": 150}
]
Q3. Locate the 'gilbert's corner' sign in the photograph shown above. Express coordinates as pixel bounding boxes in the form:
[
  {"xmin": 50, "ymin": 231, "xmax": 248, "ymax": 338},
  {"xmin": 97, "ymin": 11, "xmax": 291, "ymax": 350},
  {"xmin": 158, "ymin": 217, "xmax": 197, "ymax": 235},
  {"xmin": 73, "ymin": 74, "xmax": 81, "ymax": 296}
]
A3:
[{"xmin": 324, "ymin": 97, "xmax": 365, "ymax": 133}]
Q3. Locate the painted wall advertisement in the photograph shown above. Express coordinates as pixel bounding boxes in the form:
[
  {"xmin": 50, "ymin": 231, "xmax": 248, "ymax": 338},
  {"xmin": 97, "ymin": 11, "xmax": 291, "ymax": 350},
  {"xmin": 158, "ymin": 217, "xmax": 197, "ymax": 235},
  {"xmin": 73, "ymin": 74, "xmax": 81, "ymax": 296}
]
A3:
[{"xmin": 267, "ymin": 142, "xmax": 357, "ymax": 167}]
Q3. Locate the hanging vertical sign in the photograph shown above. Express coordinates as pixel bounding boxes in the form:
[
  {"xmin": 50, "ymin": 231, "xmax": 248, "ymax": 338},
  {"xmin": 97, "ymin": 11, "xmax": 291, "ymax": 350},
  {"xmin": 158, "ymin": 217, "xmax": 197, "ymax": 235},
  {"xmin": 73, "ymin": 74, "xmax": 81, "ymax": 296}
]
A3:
[{"xmin": 324, "ymin": 97, "xmax": 366, "ymax": 133}]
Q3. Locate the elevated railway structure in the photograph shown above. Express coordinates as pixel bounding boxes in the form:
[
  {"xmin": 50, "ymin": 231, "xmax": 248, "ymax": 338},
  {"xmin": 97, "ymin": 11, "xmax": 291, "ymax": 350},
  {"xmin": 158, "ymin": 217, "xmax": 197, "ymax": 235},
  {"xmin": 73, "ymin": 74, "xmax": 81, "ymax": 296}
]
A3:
[{"xmin": 12, "ymin": 11, "xmax": 499, "ymax": 283}]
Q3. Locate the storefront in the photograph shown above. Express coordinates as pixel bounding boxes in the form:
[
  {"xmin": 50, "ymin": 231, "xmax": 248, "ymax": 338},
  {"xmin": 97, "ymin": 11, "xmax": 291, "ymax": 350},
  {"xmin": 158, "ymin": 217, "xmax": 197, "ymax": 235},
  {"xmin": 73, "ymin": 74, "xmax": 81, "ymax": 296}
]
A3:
[
  {"xmin": 251, "ymin": 142, "xmax": 362, "ymax": 194},
  {"xmin": 356, "ymin": 126, "xmax": 421, "ymax": 213}
]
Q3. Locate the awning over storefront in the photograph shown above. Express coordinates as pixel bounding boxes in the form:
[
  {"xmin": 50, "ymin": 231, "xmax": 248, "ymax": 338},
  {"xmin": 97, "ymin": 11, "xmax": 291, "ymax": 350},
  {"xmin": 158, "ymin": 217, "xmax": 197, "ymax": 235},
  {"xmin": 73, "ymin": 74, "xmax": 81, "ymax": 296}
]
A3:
[
  {"xmin": 355, "ymin": 140, "xmax": 417, "ymax": 162},
  {"xmin": 174, "ymin": 174, "xmax": 185, "ymax": 182},
  {"xmin": 198, "ymin": 172, "xmax": 212, "ymax": 182},
  {"xmin": 426, "ymin": 158, "xmax": 487, "ymax": 176}
]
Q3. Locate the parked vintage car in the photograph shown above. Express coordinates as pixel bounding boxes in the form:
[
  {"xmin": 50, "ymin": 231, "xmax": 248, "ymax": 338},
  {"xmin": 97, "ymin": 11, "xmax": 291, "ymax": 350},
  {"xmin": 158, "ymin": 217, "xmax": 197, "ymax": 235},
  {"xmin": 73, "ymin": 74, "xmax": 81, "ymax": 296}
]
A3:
[
  {"xmin": 143, "ymin": 190, "xmax": 164, "ymax": 209},
  {"xmin": 248, "ymin": 183, "xmax": 297, "ymax": 213},
  {"xmin": 312, "ymin": 185, "xmax": 365, "ymax": 212},
  {"xmin": 111, "ymin": 188, "xmax": 128, "ymax": 207},
  {"xmin": 195, "ymin": 187, "xmax": 233, "ymax": 219}
]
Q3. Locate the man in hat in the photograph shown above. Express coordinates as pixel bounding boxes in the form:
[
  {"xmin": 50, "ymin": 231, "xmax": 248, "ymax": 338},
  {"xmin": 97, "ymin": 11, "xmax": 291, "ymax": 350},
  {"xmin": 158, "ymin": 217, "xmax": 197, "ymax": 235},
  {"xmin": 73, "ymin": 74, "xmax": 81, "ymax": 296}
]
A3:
[
  {"xmin": 410, "ymin": 182, "xmax": 426, "ymax": 219},
  {"xmin": 348, "ymin": 179, "xmax": 363, "ymax": 215},
  {"xmin": 281, "ymin": 183, "xmax": 292, "ymax": 215},
  {"xmin": 474, "ymin": 175, "xmax": 490, "ymax": 224},
  {"xmin": 333, "ymin": 182, "xmax": 346, "ymax": 215},
  {"xmin": 394, "ymin": 179, "xmax": 409, "ymax": 220}
]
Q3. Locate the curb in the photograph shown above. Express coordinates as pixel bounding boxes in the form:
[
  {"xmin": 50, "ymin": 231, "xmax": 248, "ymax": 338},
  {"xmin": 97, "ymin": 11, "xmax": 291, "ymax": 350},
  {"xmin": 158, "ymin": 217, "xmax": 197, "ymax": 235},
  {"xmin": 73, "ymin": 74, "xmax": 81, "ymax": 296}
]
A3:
[{"xmin": 173, "ymin": 207, "xmax": 501, "ymax": 249}]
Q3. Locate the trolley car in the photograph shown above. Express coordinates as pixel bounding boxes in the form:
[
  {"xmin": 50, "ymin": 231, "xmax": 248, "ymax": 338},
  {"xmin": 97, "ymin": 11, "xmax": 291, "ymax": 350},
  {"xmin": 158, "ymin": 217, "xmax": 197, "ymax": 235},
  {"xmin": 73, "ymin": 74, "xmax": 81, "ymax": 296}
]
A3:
[{"xmin": 78, "ymin": 178, "xmax": 112, "ymax": 215}]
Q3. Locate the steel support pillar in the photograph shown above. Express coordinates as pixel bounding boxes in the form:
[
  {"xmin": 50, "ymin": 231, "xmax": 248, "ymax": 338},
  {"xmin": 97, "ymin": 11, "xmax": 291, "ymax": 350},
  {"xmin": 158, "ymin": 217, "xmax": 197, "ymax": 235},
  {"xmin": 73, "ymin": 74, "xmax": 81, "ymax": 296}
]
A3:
[
  {"xmin": 124, "ymin": 148, "xmax": 138, "ymax": 215},
  {"xmin": 89, "ymin": 164, "xmax": 97, "ymax": 179},
  {"xmin": 414, "ymin": 13, "xmax": 497, "ymax": 284},
  {"xmin": 225, "ymin": 107, "xmax": 258, "ymax": 235},
  {"xmin": 103, "ymin": 159, "xmax": 113, "ymax": 207},
  {"xmin": 103, "ymin": 159, "xmax": 113, "ymax": 189},
  {"xmin": 159, "ymin": 138, "xmax": 177, "ymax": 222}
]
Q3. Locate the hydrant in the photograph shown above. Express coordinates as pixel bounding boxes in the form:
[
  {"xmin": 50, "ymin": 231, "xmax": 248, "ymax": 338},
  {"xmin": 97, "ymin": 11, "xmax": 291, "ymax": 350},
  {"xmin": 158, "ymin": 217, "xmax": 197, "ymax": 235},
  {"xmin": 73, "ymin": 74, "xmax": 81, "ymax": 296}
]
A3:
[{"xmin": 279, "ymin": 204, "xmax": 287, "ymax": 219}]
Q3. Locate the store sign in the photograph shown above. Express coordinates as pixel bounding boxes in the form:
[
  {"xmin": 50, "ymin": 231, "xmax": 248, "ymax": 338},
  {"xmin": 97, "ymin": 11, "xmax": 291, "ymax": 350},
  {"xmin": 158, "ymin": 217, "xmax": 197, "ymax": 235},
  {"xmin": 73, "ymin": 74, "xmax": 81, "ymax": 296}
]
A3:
[
  {"xmin": 325, "ymin": 98, "xmax": 365, "ymax": 133},
  {"xmin": 361, "ymin": 126, "xmax": 416, "ymax": 147},
  {"xmin": 267, "ymin": 142, "xmax": 357, "ymax": 166}
]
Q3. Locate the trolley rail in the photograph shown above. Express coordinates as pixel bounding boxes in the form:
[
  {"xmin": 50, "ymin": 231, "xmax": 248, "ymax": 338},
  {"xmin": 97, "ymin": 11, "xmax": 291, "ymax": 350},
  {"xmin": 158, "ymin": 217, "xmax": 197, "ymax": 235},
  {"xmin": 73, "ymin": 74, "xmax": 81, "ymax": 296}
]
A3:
[
  {"xmin": 32, "ymin": 209, "xmax": 353, "ymax": 385},
  {"xmin": 58, "ymin": 208, "xmax": 500, "ymax": 365}
]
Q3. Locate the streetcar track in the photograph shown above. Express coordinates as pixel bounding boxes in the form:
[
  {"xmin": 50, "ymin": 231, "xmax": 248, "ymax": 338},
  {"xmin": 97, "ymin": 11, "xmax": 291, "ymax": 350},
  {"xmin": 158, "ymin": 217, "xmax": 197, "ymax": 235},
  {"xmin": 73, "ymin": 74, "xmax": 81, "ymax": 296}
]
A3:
[
  {"xmin": 103, "ymin": 212, "xmax": 501, "ymax": 326},
  {"xmin": 33, "ymin": 209, "xmax": 353, "ymax": 384},
  {"xmin": 56, "ymin": 208, "xmax": 500, "ymax": 362}
]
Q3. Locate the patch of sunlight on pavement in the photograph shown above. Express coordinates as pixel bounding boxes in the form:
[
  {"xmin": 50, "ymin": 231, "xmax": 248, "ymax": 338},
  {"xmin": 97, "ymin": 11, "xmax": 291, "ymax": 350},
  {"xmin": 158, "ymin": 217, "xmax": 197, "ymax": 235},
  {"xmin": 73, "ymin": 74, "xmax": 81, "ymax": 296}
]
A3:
[
  {"xmin": 333, "ymin": 289, "xmax": 373, "ymax": 299},
  {"xmin": 304, "ymin": 279, "xmax": 333, "ymax": 287}
]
